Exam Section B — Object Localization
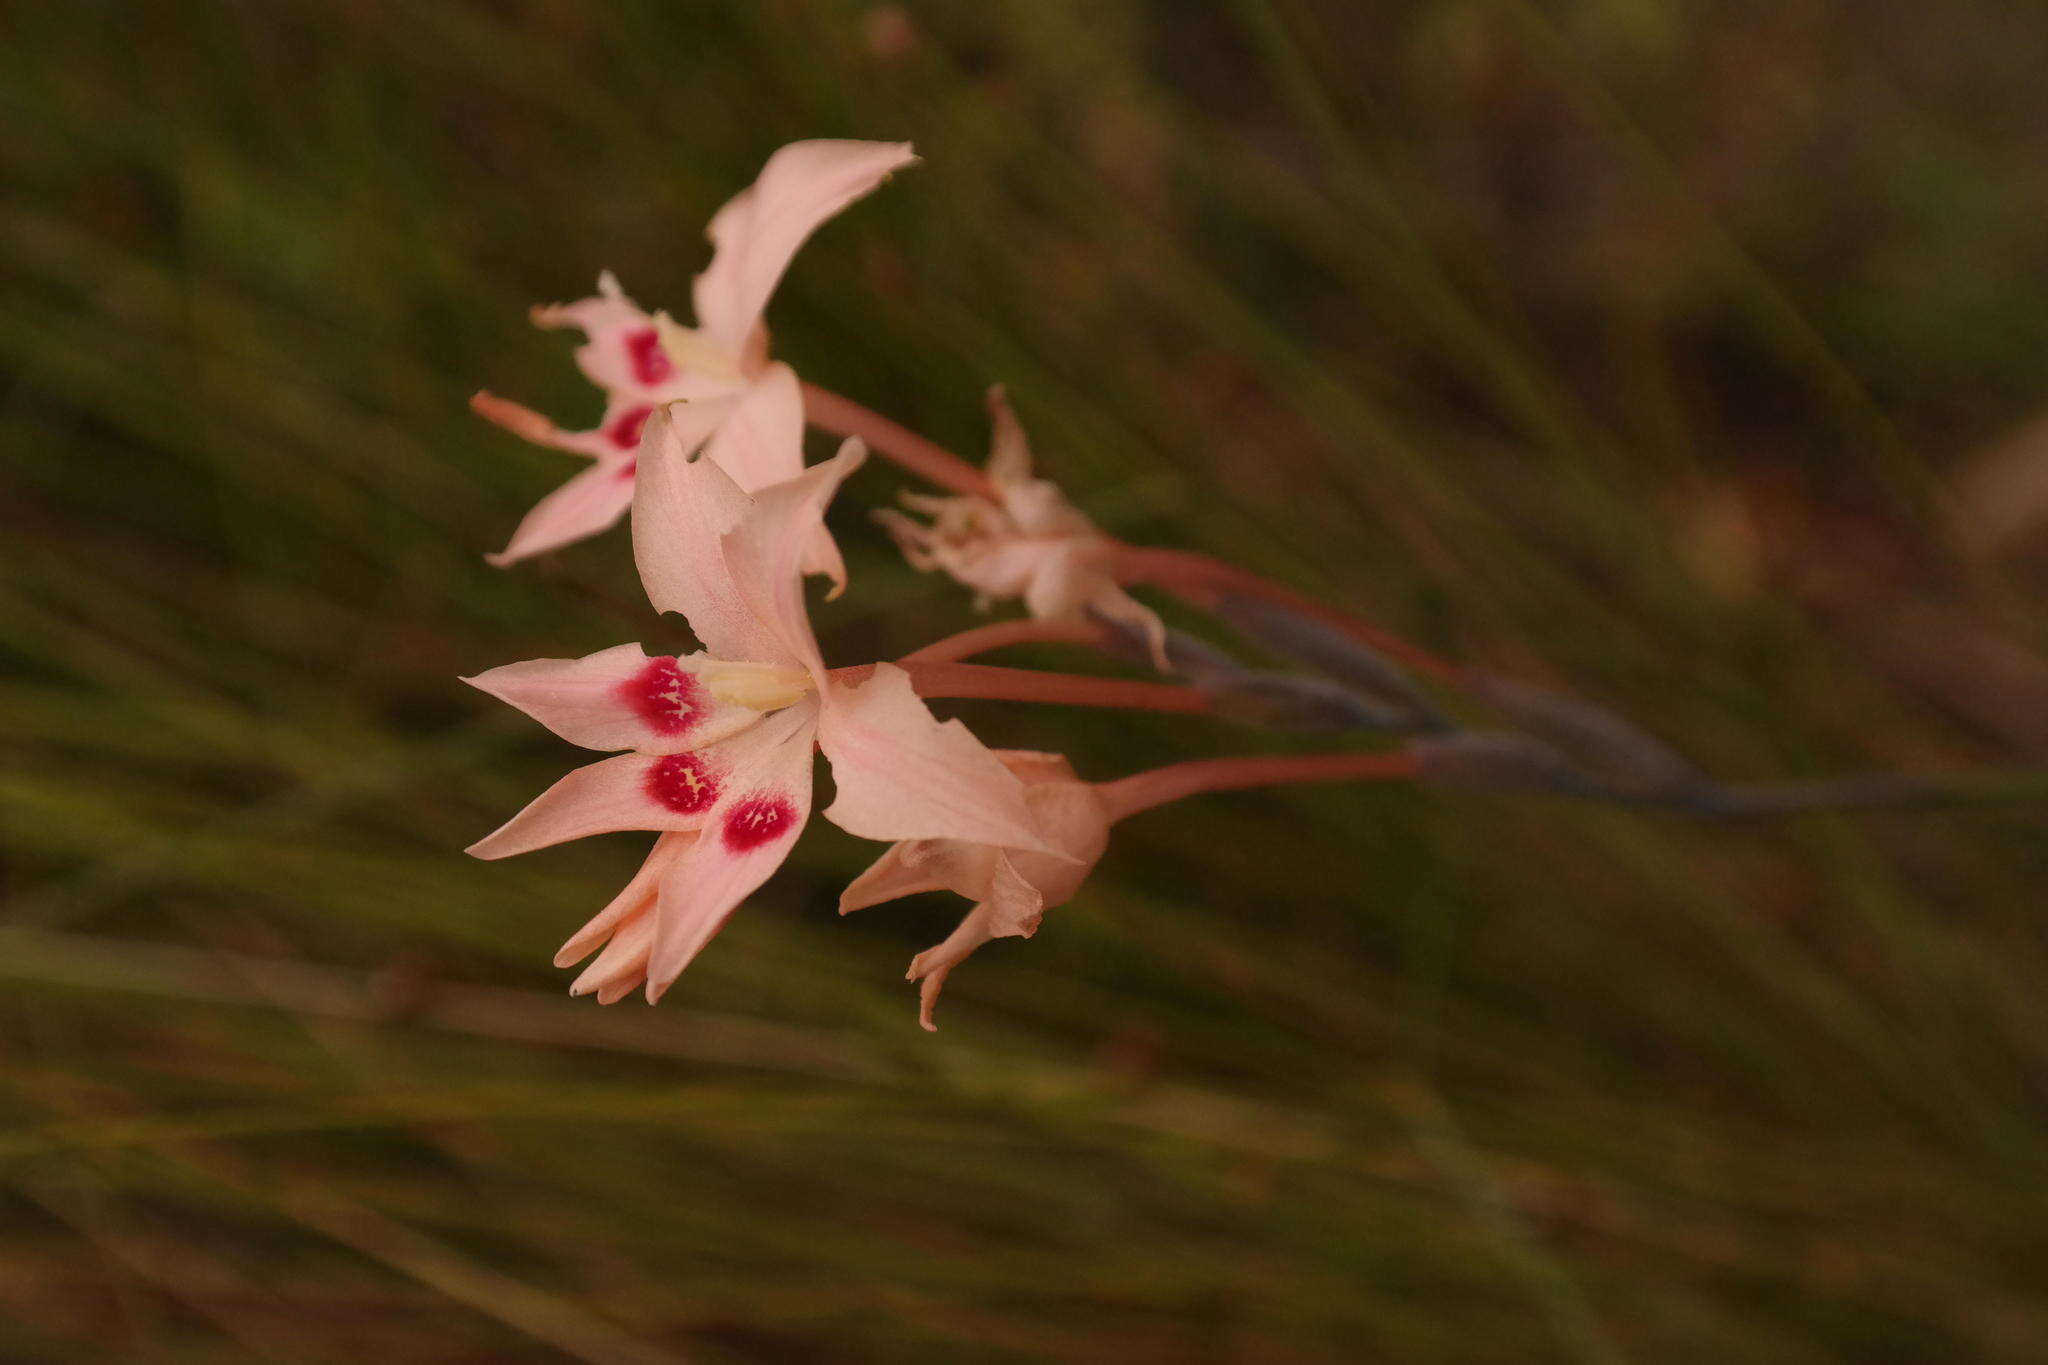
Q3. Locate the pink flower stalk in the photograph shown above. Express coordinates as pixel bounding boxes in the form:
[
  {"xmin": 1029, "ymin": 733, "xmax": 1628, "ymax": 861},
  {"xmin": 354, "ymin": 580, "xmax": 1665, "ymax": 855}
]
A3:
[
  {"xmin": 475, "ymin": 139, "xmax": 919, "ymax": 572},
  {"xmin": 840, "ymin": 750, "xmax": 1112, "ymax": 1030},
  {"xmin": 466, "ymin": 410, "xmax": 1052, "ymax": 1003},
  {"xmin": 878, "ymin": 385, "xmax": 1169, "ymax": 667}
]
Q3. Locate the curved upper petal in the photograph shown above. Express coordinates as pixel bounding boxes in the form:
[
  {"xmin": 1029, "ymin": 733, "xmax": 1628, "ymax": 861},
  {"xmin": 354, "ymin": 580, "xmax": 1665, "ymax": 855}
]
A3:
[
  {"xmin": 690, "ymin": 140, "xmax": 919, "ymax": 353},
  {"xmin": 700, "ymin": 364, "xmax": 850, "ymax": 598},
  {"xmin": 463, "ymin": 643, "xmax": 760, "ymax": 754},
  {"xmin": 716, "ymin": 438, "xmax": 865, "ymax": 678},
  {"xmin": 702, "ymin": 363, "xmax": 805, "ymax": 491},
  {"xmin": 631, "ymin": 399, "xmax": 786, "ymax": 662},
  {"xmin": 816, "ymin": 662, "xmax": 1051, "ymax": 853},
  {"xmin": 643, "ymin": 702, "xmax": 820, "ymax": 1000}
]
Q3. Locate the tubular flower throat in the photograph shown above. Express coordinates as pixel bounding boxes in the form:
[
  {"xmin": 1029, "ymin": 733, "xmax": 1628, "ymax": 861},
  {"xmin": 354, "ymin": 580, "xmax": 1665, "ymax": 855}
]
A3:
[
  {"xmin": 474, "ymin": 138, "xmax": 918, "ymax": 573},
  {"xmin": 840, "ymin": 750, "xmax": 1112, "ymax": 1029},
  {"xmin": 877, "ymin": 385, "xmax": 1168, "ymax": 667},
  {"xmin": 466, "ymin": 409, "xmax": 1054, "ymax": 1005}
]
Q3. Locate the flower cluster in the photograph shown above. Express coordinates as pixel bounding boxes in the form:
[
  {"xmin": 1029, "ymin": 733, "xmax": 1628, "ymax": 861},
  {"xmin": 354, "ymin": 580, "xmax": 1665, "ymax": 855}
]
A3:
[
  {"xmin": 469, "ymin": 141, "xmax": 1159, "ymax": 1025},
  {"xmin": 468, "ymin": 137, "xmax": 1910, "ymax": 1027}
]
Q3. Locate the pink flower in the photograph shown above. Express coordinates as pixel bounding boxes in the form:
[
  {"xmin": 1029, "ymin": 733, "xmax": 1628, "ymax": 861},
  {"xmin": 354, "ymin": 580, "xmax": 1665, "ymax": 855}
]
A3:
[
  {"xmin": 839, "ymin": 750, "xmax": 1112, "ymax": 1029},
  {"xmin": 467, "ymin": 413, "xmax": 1052, "ymax": 1004},
  {"xmin": 879, "ymin": 386, "xmax": 1168, "ymax": 666},
  {"xmin": 475, "ymin": 139, "xmax": 919, "ymax": 571}
]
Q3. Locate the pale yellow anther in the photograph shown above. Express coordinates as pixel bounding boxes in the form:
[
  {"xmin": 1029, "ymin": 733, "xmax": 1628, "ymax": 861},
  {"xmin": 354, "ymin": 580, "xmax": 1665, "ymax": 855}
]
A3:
[
  {"xmin": 652, "ymin": 311, "xmax": 745, "ymax": 385},
  {"xmin": 702, "ymin": 660, "xmax": 813, "ymax": 711}
]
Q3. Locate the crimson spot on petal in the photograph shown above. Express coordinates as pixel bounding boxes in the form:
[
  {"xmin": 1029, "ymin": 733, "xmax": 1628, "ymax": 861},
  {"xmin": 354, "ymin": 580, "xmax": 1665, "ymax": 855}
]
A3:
[
  {"xmin": 626, "ymin": 328, "xmax": 673, "ymax": 386},
  {"xmin": 645, "ymin": 754, "xmax": 719, "ymax": 815},
  {"xmin": 722, "ymin": 794, "xmax": 797, "ymax": 852},
  {"xmin": 617, "ymin": 657, "xmax": 704, "ymax": 737},
  {"xmin": 606, "ymin": 404, "xmax": 653, "ymax": 450},
  {"xmin": 613, "ymin": 458, "xmax": 637, "ymax": 482}
]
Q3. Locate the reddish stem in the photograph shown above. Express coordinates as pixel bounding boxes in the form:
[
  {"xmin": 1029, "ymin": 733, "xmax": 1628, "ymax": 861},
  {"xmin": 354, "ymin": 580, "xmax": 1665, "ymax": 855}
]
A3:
[
  {"xmin": 902, "ymin": 617, "xmax": 1107, "ymax": 665},
  {"xmin": 1110, "ymin": 545, "xmax": 1466, "ymax": 685},
  {"xmin": 800, "ymin": 382, "xmax": 995, "ymax": 499},
  {"xmin": 1096, "ymin": 749, "xmax": 1420, "ymax": 822},
  {"xmin": 854, "ymin": 661, "xmax": 1210, "ymax": 715}
]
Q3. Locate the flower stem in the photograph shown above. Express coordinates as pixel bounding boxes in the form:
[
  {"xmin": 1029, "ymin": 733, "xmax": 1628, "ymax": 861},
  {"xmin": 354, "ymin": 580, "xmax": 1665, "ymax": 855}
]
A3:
[
  {"xmin": 1110, "ymin": 545, "xmax": 1466, "ymax": 685},
  {"xmin": 800, "ymin": 382, "xmax": 996, "ymax": 499},
  {"xmin": 902, "ymin": 618, "xmax": 1107, "ymax": 665},
  {"xmin": 1096, "ymin": 749, "xmax": 1420, "ymax": 821},
  {"xmin": 876, "ymin": 661, "xmax": 1210, "ymax": 715}
]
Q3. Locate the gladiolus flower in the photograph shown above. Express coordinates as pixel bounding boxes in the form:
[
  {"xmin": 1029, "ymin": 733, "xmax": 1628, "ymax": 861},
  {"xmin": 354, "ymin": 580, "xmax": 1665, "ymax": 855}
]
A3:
[
  {"xmin": 877, "ymin": 385, "xmax": 1168, "ymax": 666},
  {"xmin": 839, "ymin": 750, "xmax": 1112, "ymax": 1029},
  {"xmin": 475, "ymin": 139, "xmax": 919, "ymax": 572},
  {"xmin": 466, "ymin": 411, "xmax": 1051, "ymax": 1003}
]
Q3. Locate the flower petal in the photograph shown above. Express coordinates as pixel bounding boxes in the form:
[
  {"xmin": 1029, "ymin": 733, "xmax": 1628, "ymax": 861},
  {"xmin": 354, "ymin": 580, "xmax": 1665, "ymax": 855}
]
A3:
[
  {"xmin": 643, "ymin": 704, "xmax": 819, "ymax": 999},
  {"xmin": 572, "ymin": 905, "xmax": 657, "ymax": 1001},
  {"xmin": 1020, "ymin": 542, "xmax": 1099, "ymax": 622},
  {"xmin": 631, "ymin": 399, "xmax": 790, "ymax": 662},
  {"xmin": 531, "ymin": 271, "xmax": 685, "ymax": 399},
  {"xmin": 716, "ymin": 438, "xmax": 865, "ymax": 677},
  {"xmin": 463, "ymin": 644, "xmax": 759, "ymax": 754},
  {"xmin": 984, "ymin": 383, "xmax": 1034, "ymax": 487},
  {"xmin": 703, "ymin": 363, "xmax": 805, "ymax": 490},
  {"xmin": 486, "ymin": 458, "xmax": 639, "ymax": 567},
  {"xmin": 975, "ymin": 851, "xmax": 1047, "ymax": 939},
  {"xmin": 837, "ymin": 841, "xmax": 950, "ymax": 914},
  {"xmin": 701, "ymin": 364, "xmax": 851, "ymax": 598},
  {"xmin": 903, "ymin": 862, "xmax": 1039, "ymax": 1032},
  {"xmin": 556, "ymin": 831, "xmax": 694, "ymax": 968},
  {"xmin": 816, "ymin": 662, "xmax": 1051, "ymax": 852},
  {"xmin": 466, "ymin": 752, "xmax": 723, "ymax": 860},
  {"xmin": 691, "ymin": 140, "xmax": 919, "ymax": 354}
]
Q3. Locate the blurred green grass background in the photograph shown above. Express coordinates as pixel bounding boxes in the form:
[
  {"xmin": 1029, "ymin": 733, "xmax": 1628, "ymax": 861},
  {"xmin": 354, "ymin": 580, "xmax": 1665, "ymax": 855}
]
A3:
[{"xmin": 5, "ymin": 1, "xmax": 2048, "ymax": 1360}]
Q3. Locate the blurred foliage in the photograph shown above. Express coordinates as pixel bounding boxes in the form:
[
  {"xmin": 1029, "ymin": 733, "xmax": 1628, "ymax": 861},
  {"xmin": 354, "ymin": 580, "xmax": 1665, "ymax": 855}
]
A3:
[{"xmin": 4, "ymin": 1, "xmax": 2048, "ymax": 1360}]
